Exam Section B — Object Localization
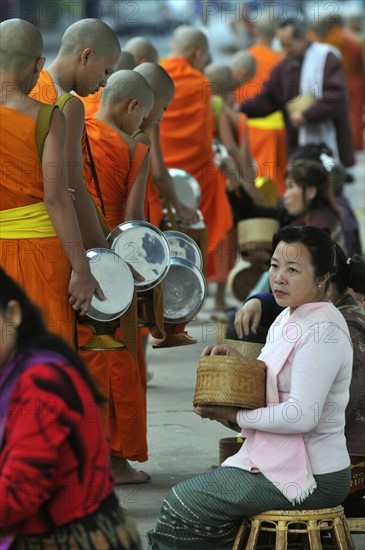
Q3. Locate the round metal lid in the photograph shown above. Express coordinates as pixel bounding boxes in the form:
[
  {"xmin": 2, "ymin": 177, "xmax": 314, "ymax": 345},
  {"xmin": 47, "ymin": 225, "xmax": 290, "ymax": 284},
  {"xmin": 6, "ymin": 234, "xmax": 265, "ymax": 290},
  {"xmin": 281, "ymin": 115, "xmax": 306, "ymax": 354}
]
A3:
[
  {"xmin": 108, "ymin": 220, "xmax": 171, "ymax": 292},
  {"xmin": 163, "ymin": 258, "xmax": 206, "ymax": 324},
  {"xmin": 85, "ymin": 248, "xmax": 134, "ymax": 321},
  {"xmin": 168, "ymin": 168, "xmax": 201, "ymax": 209},
  {"xmin": 164, "ymin": 230, "xmax": 203, "ymax": 270}
]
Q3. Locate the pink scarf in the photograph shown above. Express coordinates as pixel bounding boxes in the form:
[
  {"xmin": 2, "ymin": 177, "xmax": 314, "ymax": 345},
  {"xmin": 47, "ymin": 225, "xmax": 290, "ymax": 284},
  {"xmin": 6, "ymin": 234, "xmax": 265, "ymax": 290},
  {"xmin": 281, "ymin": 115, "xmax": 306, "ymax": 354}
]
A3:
[{"xmin": 243, "ymin": 303, "xmax": 335, "ymax": 504}]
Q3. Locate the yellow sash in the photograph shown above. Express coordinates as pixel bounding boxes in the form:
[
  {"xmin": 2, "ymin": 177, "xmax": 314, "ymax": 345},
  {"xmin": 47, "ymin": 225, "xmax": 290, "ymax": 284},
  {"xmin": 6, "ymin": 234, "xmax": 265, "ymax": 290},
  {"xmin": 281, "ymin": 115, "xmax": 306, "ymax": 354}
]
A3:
[
  {"xmin": 0, "ymin": 202, "xmax": 57, "ymax": 239},
  {"xmin": 247, "ymin": 110, "xmax": 284, "ymax": 130}
]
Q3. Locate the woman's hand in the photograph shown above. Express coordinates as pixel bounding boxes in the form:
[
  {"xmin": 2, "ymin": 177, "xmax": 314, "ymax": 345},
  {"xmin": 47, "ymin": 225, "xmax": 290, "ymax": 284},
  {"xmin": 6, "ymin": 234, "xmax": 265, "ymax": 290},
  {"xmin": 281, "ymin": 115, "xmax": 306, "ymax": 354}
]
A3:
[
  {"xmin": 201, "ymin": 345, "xmax": 243, "ymax": 357},
  {"xmin": 234, "ymin": 298, "xmax": 262, "ymax": 339},
  {"xmin": 193, "ymin": 405, "xmax": 239, "ymax": 427}
]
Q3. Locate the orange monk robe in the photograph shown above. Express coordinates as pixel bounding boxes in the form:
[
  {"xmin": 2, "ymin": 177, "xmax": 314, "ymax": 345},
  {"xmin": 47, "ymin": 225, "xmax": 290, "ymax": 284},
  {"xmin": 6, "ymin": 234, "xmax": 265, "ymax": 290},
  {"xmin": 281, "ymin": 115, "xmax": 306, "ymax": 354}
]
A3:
[
  {"xmin": 85, "ymin": 117, "xmax": 149, "ymax": 461},
  {"xmin": 235, "ymin": 44, "xmax": 287, "ymax": 195},
  {"xmin": 159, "ymin": 57, "xmax": 233, "ymax": 277},
  {"xmin": 207, "ymin": 99, "xmax": 236, "ymax": 283},
  {"xmin": 77, "ymin": 88, "xmax": 102, "ymax": 118},
  {"xmin": 0, "ymin": 107, "xmax": 74, "ymax": 346},
  {"xmin": 29, "ymin": 69, "xmax": 58, "ymax": 103}
]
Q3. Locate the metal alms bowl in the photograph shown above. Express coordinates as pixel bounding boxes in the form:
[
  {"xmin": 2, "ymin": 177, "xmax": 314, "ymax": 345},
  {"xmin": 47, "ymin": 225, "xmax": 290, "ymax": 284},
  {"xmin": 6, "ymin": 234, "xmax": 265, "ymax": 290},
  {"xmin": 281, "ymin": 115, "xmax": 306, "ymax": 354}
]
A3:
[
  {"xmin": 163, "ymin": 257, "xmax": 206, "ymax": 324},
  {"xmin": 85, "ymin": 248, "xmax": 134, "ymax": 322},
  {"xmin": 163, "ymin": 230, "xmax": 203, "ymax": 270},
  {"xmin": 107, "ymin": 220, "xmax": 171, "ymax": 292},
  {"xmin": 168, "ymin": 168, "xmax": 201, "ymax": 209}
]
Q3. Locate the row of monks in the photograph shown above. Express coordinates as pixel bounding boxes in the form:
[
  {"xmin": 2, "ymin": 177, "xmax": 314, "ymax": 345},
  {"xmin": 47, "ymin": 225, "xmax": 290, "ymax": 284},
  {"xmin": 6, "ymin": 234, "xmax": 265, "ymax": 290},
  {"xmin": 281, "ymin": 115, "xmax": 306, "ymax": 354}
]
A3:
[{"xmin": 0, "ymin": 11, "xmax": 363, "ymax": 484}]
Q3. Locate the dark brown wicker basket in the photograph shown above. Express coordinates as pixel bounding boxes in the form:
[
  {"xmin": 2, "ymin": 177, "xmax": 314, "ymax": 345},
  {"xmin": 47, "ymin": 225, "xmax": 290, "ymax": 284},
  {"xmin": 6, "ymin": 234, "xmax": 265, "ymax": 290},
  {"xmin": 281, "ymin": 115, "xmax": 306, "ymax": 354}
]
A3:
[
  {"xmin": 219, "ymin": 436, "xmax": 245, "ymax": 464},
  {"xmin": 193, "ymin": 355, "xmax": 266, "ymax": 409}
]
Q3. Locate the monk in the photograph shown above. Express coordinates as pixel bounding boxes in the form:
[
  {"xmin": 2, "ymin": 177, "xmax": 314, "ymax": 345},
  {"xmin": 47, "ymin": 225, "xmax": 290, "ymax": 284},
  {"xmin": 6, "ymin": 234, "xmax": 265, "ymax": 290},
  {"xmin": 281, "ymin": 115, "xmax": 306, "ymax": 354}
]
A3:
[
  {"xmin": 29, "ymin": 18, "xmax": 121, "ymax": 249},
  {"xmin": 123, "ymin": 36, "xmax": 159, "ymax": 65},
  {"xmin": 81, "ymin": 49, "xmax": 136, "ymax": 118},
  {"xmin": 233, "ymin": 12, "xmax": 287, "ymax": 194},
  {"xmin": 133, "ymin": 62, "xmax": 199, "ymax": 227},
  {"xmin": 159, "ymin": 26, "xmax": 233, "ymax": 279},
  {"xmin": 85, "ymin": 70, "xmax": 154, "ymax": 484},
  {"xmin": 0, "ymin": 19, "xmax": 102, "ymax": 347}
]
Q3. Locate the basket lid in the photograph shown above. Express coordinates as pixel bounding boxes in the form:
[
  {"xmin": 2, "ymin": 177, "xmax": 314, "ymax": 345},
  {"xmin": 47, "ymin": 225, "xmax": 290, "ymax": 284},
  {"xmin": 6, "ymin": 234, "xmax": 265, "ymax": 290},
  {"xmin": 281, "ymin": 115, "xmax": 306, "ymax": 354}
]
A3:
[
  {"xmin": 221, "ymin": 339, "xmax": 263, "ymax": 359},
  {"xmin": 227, "ymin": 261, "xmax": 263, "ymax": 302},
  {"xmin": 238, "ymin": 218, "xmax": 280, "ymax": 246}
]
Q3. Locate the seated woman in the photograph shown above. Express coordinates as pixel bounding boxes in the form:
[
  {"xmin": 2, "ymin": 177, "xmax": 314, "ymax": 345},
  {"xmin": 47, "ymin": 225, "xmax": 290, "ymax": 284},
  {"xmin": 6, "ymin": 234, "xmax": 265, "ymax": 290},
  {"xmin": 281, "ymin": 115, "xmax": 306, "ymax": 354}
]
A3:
[
  {"xmin": 0, "ymin": 268, "xmax": 140, "ymax": 549},
  {"xmin": 147, "ymin": 226, "xmax": 353, "ymax": 550},
  {"xmin": 235, "ymin": 245, "xmax": 365, "ymax": 517},
  {"xmin": 228, "ymin": 157, "xmax": 346, "ymax": 252}
]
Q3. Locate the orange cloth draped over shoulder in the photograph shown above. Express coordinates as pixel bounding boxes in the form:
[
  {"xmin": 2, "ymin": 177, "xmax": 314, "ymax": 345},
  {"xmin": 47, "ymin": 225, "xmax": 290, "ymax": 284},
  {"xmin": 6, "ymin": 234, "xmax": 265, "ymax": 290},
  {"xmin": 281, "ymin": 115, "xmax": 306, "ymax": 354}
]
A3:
[
  {"xmin": 85, "ymin": 117, "xmax": 149, "ymax": 461},
  {"xmin": 0, "ymin": 106, "xmax": 75, "ymax": 346},
  {"xmin": 235, "ymin": 44, "xmax": 287, "ymax": 195},
  {"xmin": 159, "ymin": 57, "xmax": 233, "ymax": 277}
]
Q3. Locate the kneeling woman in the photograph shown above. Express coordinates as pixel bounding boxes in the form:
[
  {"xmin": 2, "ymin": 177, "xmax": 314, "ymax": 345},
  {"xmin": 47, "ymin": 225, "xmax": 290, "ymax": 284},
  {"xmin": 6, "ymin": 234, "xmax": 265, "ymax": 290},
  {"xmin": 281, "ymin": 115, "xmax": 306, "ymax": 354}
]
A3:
[
  {"xmin": 147, "ymin": 226, "xmax": 352, "ymax": 550},
  {"xmin": 0, "ymin": 268, "xmax": 139, "ymax": 549}
]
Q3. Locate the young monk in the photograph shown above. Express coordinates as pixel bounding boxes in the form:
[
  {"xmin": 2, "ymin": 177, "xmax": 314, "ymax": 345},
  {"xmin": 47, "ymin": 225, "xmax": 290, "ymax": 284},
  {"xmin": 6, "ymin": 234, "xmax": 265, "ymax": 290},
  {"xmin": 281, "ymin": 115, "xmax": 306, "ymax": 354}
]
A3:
[
  {"xmin": 133, "ymin": 61, "xmax": 199, "ymax": 227},
  {"xmin": 85, "ymin": 70, "xmax": 154, "ymax": 484},
  {"xmin": 81, "ymin": 49, "xmax": 136, "ymax": 117},
  {"xmin": 123, "ymin": 36, "xmax": 159, "ymax": 65},
  {"xmin": 0, "ymin": 19, "xmax": 102, "ymax": 347},
  {"xmin": 29, "ymin": 18, "xmax": 121, "ymax": 249},
  {"xmin": 233, "ymin": 12, "xmax": 287, "ymax": 194},
  {"xmin": 159, "ymin": 25, "xmax": 233, "ymax": 279}
]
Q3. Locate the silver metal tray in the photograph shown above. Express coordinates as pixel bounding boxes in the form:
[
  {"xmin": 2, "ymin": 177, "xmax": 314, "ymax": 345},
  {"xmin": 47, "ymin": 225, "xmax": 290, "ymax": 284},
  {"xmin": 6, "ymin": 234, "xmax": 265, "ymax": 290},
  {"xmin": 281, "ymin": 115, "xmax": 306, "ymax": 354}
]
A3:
[
  {"xmin": 163, "ymin": 257, "xmax": 206, "ymax": 324},
  {"xmin": 85, "ymin": 248, "xmax": 134, "ymax": 321},
  {"xmin": 108, "ymin": 220, "xmax": 171, "ymax": 292},
  {"xmin": 164, "ymin": 230, "xmax": 203, "ymax": 270},
  {"xmin": 168, "ymin": 168, "xmax": 201, "ymax": 209}
]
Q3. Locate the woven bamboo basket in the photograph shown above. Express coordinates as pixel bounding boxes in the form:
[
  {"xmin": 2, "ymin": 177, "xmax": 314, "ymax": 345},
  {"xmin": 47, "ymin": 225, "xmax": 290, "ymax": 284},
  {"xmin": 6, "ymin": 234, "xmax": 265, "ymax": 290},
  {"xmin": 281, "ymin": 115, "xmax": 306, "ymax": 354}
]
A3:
[
  {"xmin": 221, "ymin": 339, "xmax": 263, "ymax": 359},
  {"xmin": 193, "ymin": 355, "xmax": 266, "ymax": 409},
  {"xmin": 238, "ymin": 218, "xmax": 280, "ymax": 247},
  {"xmin": 219, "ymin": 436, "xmax": 245, "ymax": 464}
]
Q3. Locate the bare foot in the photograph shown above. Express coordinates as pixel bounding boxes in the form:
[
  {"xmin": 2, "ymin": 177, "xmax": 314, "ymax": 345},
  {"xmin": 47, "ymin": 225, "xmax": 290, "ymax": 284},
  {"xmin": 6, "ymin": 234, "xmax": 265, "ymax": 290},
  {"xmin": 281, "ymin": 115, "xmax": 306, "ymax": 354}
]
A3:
[{"xmin": 110, "ymin": 456, "xmax": 151, "ymax": 485}]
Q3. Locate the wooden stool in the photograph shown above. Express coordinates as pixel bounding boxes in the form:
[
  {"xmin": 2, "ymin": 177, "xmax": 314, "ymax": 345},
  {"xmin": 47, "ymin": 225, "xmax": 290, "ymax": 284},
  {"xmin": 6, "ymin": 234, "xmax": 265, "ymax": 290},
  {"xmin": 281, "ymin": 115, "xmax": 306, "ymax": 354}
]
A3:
[{"xmin": 232, "ymin": 505, "xmax": 356, "ymax": 550}]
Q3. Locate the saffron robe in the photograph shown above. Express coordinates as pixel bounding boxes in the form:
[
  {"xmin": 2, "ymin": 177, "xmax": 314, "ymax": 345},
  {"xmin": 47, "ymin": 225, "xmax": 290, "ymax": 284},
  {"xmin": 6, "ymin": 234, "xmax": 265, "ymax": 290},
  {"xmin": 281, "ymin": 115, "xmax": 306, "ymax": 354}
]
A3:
[
  {"xmin": 0, "ymin": 107, "xmax": 74, "ymax": 346},
  {"xmin": 85, "ymin": 117, "xmax": 150, "ymax": 461},
  {"xmin": 235, "ymin": 44, "xmax": 287, "ymax": 195},
  {"xmin": 159, "ymin": 57, "xmax": 233, "ymax": 277}
]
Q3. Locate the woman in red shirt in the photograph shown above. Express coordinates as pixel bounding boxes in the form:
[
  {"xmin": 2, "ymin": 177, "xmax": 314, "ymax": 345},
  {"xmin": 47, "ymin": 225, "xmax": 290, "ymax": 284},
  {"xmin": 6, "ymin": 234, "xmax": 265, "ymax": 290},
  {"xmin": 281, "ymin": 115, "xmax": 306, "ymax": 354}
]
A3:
[{"xmin": 0, "ymin": 268, "xmax": 139, "ymax": 549}]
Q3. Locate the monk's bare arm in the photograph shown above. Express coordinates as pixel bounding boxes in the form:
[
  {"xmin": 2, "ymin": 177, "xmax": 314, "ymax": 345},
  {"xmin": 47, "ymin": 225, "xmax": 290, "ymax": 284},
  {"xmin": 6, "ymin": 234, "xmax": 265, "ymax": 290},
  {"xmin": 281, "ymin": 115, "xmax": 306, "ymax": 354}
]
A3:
[
  {"xmin": 149, "ymin": 124, "xmax": 199, "ymax": 224},
  {"xmin": 42, "ymin": 108, "xmax": 104, "ymax": 313},
  {"xmin": 62, "ymin": 97, "xmax": 109, "ymax": 249},
  {"xmin": 124, "ymin": 149, "xmax": 150, "ymax": 221}
]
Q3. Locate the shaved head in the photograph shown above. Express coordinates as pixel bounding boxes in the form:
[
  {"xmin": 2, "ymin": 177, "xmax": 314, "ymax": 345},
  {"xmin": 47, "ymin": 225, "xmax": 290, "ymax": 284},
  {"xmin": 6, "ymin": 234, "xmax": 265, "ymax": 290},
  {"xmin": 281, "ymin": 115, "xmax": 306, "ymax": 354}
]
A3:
[
  {"xmin": 254, "ymin": 11, "xmax": 278, "ymax": 40},
  {"xmin": 204, "ymin": 63, "xmax": 234, "ymax": 92},
  {"xmin": 101, "ymin": 69, "xmax": 154, "ymax": 110},
  {"xmin": 59, "ymin": 19, "xmax": 121, "ymax": 59},
  {"xmin": 0, "ymin": 19, "xmax": 42, "ymax": 71},
  {"xmin": 229, "ymin": 50, "xmax": 256, "ymax": 82},
  {"xmin": 123, "ymin": 37, "xmax": 158, "ymax": 64},
  {"xmin": 116, "ymin": 50, "xmax": 136, "ymax": 71},
  {"xmin": 170, "ymin": 25, "xmax": 209, "ymax": 57},
  {"xmin": 133, "ymin": 62, "xmax": 174, "ymax": 100}
]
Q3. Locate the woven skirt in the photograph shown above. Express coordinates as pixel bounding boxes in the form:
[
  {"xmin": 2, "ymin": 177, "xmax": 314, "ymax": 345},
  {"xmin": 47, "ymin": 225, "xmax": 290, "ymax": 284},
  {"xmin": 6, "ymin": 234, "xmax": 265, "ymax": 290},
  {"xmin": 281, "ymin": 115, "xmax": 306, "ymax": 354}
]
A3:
[
  {"xmin": 147, "ymin": 466, "xmax": 351, "ymax": 550},
  {"xmin": 13, "ymin": 493, "xmax": 140, "ymax": 550}
]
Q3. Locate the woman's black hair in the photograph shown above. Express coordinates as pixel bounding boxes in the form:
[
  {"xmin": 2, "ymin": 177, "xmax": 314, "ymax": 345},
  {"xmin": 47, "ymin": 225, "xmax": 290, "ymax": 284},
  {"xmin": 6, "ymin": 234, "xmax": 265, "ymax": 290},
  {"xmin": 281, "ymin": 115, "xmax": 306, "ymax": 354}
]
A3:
[
  {"xmin": 272, "ymin": 226, "xmax": 336, "ymax": 289},
  {"xmin": 0, "ymin": 267, "xmax": 105, "ymax": 404},
  {"xmin": 284, "ymin": 159, "xmax": 340, "ymax": 219},
  {"xmin": 332, "ymin": 244, "xmax": 365, "ymax": 296}
]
